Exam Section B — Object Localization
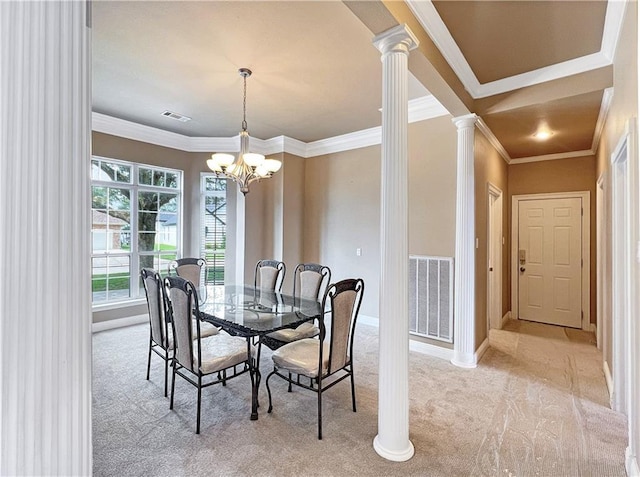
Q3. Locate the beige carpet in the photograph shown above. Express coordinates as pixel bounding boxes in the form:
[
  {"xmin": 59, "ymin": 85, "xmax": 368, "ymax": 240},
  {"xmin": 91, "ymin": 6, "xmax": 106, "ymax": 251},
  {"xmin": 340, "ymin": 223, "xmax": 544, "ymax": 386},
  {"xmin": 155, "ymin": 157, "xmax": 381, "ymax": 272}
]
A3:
[{"xmin": 92, "ymin": 319, "xmax": 627, "ymax": 476}]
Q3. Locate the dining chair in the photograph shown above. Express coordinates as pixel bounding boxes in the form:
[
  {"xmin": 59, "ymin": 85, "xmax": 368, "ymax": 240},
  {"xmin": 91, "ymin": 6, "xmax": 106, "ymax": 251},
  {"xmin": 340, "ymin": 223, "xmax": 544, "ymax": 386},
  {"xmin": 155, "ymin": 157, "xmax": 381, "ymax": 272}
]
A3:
[
  {"xmin": 265, "ymin": 278, "xmax": 364, "ymax": 439},
  {"xmin": 170, "ymin": 257, "xmax": 206, "ymax": 287},
  {"xmin": 141, "ymin": 268, "xmax": 173, "ymax": 397},
  {"xmin": 254, "ymin": 259, "xmax": 285, "ymax": 292},
  {"xmin": 141, "ymin": 268, "xmax": 219, "ymax": 397},
  {"xmin": 261, "ymin": 263, "xmax": 331, "ymax": 351},
  {"xmin": 164, "ymin": 275, "xmax": 253, "ymax": 434}
]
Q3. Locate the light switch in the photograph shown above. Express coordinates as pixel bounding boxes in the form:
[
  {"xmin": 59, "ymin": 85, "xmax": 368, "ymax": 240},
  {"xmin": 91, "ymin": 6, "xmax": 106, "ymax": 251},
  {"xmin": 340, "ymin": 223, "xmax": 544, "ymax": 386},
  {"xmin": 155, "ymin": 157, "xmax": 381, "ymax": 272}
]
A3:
[{"xmin": 356, "ymin": 248, "xmax": 362, "ymax": 256}]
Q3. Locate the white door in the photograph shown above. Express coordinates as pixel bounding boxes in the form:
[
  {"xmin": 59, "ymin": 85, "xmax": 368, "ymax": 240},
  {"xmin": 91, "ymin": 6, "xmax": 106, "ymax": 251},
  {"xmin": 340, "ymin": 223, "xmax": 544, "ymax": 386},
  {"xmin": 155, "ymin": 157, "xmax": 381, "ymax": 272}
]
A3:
[{"xmin": 518, "ymin": 197, "xmax": 582, "ymax": 328}]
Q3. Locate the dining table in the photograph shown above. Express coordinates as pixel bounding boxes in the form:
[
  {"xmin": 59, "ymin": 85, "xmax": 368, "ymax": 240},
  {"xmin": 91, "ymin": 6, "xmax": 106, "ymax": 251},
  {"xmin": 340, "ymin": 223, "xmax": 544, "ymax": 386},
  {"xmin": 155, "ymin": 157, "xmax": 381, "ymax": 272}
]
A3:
[{"xmin": 197, "ymin": 284, "xmax": 323, "ymax": 420}]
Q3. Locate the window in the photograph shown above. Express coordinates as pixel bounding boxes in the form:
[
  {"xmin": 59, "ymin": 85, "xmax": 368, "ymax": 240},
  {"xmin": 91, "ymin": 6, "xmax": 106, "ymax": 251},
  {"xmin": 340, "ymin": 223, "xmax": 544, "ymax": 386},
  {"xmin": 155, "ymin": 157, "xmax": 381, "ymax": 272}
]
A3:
[
  {"xmin": 91, "ymin": 157, "xmax": 182, "ymax": 304},
  {"xmin": 200, "ymin": 175, "xmax": 227, "ymax": 285}
]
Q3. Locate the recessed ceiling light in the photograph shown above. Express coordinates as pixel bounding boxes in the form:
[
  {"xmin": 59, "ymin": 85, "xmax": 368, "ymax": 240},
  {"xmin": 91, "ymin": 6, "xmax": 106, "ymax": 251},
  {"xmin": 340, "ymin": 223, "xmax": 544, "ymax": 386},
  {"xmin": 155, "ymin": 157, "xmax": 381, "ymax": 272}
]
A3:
[
  {"xmin": 161, "ymin": 110, "xmax": 191, "ymax": 122},
  {"xmin": 533, "ymin": 130, "xmax": 553, "ymax": 141}
]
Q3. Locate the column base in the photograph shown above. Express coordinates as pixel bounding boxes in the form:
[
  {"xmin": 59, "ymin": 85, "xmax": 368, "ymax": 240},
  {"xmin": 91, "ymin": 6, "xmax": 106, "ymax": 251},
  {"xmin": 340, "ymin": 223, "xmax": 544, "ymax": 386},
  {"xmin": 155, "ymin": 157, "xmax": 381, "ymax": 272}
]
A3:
[
  {"xmin": 451, "ymin": 353, "xmax": 477, "ymax": 369},
  {"xmin": 373, "ymin": 435, "xmax": 415, "ymax": 462}
]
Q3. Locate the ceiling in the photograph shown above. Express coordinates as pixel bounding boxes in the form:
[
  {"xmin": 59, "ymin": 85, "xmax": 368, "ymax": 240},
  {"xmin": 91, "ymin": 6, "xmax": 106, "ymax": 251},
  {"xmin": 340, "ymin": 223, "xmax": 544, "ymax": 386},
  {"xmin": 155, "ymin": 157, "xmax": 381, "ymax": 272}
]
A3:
[{"xmin": 92, "ymin": 0, "xmax": 622, "ymax": 161}]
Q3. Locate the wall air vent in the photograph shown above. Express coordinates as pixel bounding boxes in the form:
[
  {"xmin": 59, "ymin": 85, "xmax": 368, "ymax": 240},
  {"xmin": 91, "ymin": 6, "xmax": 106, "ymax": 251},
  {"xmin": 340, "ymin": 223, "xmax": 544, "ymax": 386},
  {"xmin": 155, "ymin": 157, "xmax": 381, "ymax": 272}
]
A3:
[
  {"xmin": 409, "ymin": 255, "xmax": 454, "ymax": 343},
  {"xmin": 161, "ymin": 110, "xmax": 191, "ymax": 122}
]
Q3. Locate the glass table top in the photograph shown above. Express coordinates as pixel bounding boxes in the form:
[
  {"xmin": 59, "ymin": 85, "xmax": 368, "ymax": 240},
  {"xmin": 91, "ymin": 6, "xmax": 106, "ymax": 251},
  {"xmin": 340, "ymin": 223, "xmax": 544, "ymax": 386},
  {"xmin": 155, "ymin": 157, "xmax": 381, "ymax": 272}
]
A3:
[{"xmin": 198, "ymin": 285, "xmax": 323, "ymax": 335}]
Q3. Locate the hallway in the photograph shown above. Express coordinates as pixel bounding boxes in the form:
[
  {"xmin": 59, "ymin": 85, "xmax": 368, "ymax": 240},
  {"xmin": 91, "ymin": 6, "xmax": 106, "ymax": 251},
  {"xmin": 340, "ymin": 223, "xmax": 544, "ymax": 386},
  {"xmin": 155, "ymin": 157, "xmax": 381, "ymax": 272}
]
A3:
[{"xmin": 471, "ymin": 319, "xmax": 627, "ymax": 475}]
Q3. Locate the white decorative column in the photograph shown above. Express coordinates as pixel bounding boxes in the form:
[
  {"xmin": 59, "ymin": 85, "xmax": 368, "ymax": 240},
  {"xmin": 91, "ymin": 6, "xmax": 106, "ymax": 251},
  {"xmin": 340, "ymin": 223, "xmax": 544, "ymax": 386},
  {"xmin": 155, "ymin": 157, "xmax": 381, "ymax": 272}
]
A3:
[
  {"xmin": 451, "ymin": 114, "xmax": 478, "ymax": 368},
  {"xmin": 372, "ymin": 24, "xmax": 418, "ymax": 462},
  {"xmin": 0, "ymin": 1, "xmax": 92, "ymax": 475}
]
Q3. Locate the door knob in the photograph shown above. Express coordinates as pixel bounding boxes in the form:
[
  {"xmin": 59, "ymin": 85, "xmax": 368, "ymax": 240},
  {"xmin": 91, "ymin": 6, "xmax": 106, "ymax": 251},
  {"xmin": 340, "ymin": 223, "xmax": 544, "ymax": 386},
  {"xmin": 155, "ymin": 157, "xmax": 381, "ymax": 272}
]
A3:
[
  {"xmin": 520, "ymin": 267, "xmax": 526, "ymax": 272},
  {"xmin": 489, "ymin": 267, "xmax": 493, "ymax": 271}
]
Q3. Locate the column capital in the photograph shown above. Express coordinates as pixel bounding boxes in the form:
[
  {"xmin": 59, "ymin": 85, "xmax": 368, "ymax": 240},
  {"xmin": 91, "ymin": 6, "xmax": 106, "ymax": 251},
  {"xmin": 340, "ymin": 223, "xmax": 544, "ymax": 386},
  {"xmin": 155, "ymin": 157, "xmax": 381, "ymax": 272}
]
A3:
[
  {"xmin": 373, "ymin": 24, "xmax": 419, "ymax": 56},
  {"xmin": 452, "ymin": 113, "xmax": 479, "ymax": 130}
]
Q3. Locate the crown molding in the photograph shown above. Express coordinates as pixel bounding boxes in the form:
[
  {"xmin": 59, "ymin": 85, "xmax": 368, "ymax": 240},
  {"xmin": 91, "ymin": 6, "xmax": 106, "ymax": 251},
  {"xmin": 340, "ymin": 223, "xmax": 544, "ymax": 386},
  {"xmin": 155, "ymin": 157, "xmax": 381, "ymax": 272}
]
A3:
[
  {"xmin": 406, "ymin": 0, "xmax": 624, "ymax": 99},
  {"xmin": 306, "ymin": 126, "xmax": 382, "ymax": 157},
  {"xmin": 475, "ymin": 119, "xmax": 511, "ymax": 164},
  {"xmin": 601, "ymin": 0, "xmax": 627, "ymax": 61},
  {"xmin": 92, "ymin": 94, "xmax": 449, "ymax": 158},
  {"xmin": 408, "ymin": 95, "xmax": 449, "ymax": 123},
  {"xmin": 510, "ymin": 149, "xmax": 595, "ymax": 165},
  {"xmin": 592, "ymin": 87, "xmax": 614, "ymax": 152}
]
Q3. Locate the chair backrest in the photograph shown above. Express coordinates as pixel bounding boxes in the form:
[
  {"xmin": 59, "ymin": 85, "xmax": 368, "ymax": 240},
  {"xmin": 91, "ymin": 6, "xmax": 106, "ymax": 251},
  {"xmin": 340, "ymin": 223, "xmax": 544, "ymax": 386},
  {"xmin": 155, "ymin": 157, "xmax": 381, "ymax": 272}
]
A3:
[
  {"xmin": 170, "ymin": 258, "xmax": 205, "ymax": 287},
  {"xmin": 164, "ymin": 275, "xmax": 201, "ymax": 373},
  {"xmin": 293, "ymin": 263, "xmax": 331, "ymax": 301},
  {"xmin": 141, "ymin": 268, "xmax": 169, "ymax": 349},
  {"xmin": 320, "ymin": 278, "xmax": 364, "ymax": 375},
  {"xmin": 254, "ymin": 259, "xmax": 286, "ymax": 292}
]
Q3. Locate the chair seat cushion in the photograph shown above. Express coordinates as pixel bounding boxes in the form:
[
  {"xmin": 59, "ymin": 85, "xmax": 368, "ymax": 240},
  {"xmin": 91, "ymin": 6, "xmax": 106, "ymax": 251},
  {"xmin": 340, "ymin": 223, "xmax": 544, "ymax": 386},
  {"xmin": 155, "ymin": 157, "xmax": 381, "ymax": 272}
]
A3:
[
  {"xmin": 272, "ymin": 338, "xmax": 330, "ymax": 378},
  {"xmin": 195, "ymin": 333, "xmax": 251, "ymax": 375},
  {"xmin": 266, "ymin": 321, "xmax": 319, "ymax": 343}
]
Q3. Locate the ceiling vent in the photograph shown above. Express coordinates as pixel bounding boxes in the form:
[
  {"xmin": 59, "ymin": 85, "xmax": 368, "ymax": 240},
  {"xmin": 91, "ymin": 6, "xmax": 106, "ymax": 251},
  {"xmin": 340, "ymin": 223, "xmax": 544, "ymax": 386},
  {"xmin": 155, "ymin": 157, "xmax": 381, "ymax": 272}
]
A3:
[{"xmin": 161, "ymin": 110, "xmax": 191, "ymax": 122}]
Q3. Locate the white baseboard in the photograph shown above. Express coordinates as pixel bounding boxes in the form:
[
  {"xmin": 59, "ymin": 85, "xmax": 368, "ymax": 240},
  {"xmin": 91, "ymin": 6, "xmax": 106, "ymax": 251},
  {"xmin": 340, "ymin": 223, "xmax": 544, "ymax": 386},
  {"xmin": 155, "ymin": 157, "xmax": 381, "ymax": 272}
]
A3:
[
  {"xmin": 501, "ymin": 311, "xmax": 511, "ymax": 328},
  {"xmin": 475, "ymin": 338, "xmax": 490, "ymax": 363},
  {"xmin": 358, "ymin": 314, "xmax": 379, "ymax": 328},
  {"xmin": 92, "ymin": 314, "xmax": 148, "ymax": 333},
  {"xmin": 410, "ymin": 339, "xmax": 454, "ymax": 361},
  {"xmin": 626, "ymin": 446, "xmax": 640, "ymax": 477},
  {"xmin": 358, "ymin": 314, "xmax": 455, "ymax": 361},
  {"xmin": 603, "ymin": 359, "xmax": 614, "ymax": 402}
]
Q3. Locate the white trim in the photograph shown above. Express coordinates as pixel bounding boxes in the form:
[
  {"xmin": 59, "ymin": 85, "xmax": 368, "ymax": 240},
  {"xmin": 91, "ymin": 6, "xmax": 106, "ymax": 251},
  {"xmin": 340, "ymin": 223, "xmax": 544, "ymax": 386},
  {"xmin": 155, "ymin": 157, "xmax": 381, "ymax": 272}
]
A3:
[
  {"xmin": 358, "ymin": 314, "xmax": 379, "ymax": 328},
  {"xmin": 406, "ymin": 0, "xmax": 625, "ymax": 99},
  {"xmin": 92, "ymin": 314, "xmax": 148, "ymax": 333},
  {"xmin": 593, "ymin": 88, "xmax": 615, "ymax": 152},
  {"xmin": 502, "ymin": 311, "xmax": 512, "ymax": 329},
  {"xmin": 92, "ymin": 298, "xmax": 146, "ymax": 313},
  {"xmin": 410, "ymin": 339, "xmax": 454, "ymax": 361},
  {"xmin": 627, "ymin": 447, "xmax": 640, "ymax": 477},
  {"xmin": 476, "ymin": 118, "xmax": 511, "ymax": 163},
  {"xmin": 510, "ymin": 149, "xmax": 595, "ymax": 165},
  {"xmin": 511, "ymin": 192, "xmax": 591, "ymax": 331},
  {"xmin": 306, "ymin": 126, "xmax": 381, "ymax": 157},
  {"xmin": 487, "ymin": 182, "xmax": 503, "ymax": 333},
  {"xmin": 604, "ymin": 359, "xmax": 614, "ymax": 400},
  {"xmin": 359, "ymin": 315, "xmax": 456, "ymax": 361},
  {"xmin": 92, "ymin": 95, "xmax": 448, "ymax": 159},
  {"xmin": 408, "ymin": 95, "xmax": 449, "ymax": 123},
  {"xmin": 475, "ymin": 338, "xmax": 490, "ymax": 364},
  {"xmin": 601, "ymin": 1, "xmax": 628, "ymax": 62}
]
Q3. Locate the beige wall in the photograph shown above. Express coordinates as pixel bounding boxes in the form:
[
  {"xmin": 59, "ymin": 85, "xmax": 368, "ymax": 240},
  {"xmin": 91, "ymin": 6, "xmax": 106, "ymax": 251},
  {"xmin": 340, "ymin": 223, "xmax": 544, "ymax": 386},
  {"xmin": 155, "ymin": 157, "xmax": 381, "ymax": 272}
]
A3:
[
  {"xmin": 303, "ymin": 145, "xmax": 381, "ymax": 317},
  {"xmin": 304, "ymin": 115, "xmax": 458, "ymax": 322},
  {"xmin": 281, "ymin": 153, "xmax": 306, "ymax": 293},
  {"xmin": 596, "ymin": 2, "xmax": 640, "ymax": 450},
  {"xmin": 474, "ymin": 131, "xmax": 509, "ymax": 348}
]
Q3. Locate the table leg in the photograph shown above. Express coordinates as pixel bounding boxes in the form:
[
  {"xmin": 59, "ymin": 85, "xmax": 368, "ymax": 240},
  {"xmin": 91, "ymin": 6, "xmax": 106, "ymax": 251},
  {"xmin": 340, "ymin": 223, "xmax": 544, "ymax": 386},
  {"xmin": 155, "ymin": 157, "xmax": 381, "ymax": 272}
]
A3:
[{"xmin": 249, "ymin": 338, "xmax": 262, "ymax": 420}]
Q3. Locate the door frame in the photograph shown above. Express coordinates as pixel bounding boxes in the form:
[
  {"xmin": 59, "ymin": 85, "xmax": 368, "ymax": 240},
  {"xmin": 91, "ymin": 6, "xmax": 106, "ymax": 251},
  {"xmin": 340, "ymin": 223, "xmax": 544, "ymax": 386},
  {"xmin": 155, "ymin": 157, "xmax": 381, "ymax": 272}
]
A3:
[
  {"xmin": 511, "ymin": 191, "xmax": 591, "ymax": 330},
  {"xmin": 487, "ymin": 182, "xmax": 503, "ymax": 331}
]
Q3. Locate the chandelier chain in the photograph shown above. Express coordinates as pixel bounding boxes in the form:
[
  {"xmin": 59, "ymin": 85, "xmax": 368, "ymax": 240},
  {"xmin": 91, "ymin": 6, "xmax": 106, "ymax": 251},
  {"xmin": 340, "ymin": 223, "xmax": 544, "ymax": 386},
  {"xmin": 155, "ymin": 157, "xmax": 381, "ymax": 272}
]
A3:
[{"xmin": 242, "ymin": 74, "xmax": 247, "ymax": 132}]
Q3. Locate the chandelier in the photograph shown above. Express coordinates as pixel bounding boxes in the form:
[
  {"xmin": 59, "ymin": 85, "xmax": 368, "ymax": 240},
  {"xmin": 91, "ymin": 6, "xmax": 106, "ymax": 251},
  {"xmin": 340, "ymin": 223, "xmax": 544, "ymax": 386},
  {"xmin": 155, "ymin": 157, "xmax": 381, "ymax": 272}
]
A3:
[{"xmin": 207, "ymin": 68, "xmax": 282, "ymax": 195}]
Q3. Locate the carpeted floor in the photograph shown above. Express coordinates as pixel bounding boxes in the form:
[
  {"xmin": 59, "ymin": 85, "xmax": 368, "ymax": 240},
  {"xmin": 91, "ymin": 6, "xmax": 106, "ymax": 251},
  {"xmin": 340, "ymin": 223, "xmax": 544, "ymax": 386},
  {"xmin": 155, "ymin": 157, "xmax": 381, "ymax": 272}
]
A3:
[{"xmin": 92, "ymin": 319, "xmax": 627, "ymax": 476}]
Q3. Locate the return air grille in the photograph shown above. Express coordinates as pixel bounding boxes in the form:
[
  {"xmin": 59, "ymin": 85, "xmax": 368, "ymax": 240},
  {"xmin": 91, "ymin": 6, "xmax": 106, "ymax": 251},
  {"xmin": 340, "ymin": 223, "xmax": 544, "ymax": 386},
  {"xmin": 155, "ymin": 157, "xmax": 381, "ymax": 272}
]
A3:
[
  {"xmin": 161, "ymin": 110, "xmax": 191, "ymax": 122},
  {"xmin": 409, "ymin": 255, "xmax": 454, "ymax": 343}
]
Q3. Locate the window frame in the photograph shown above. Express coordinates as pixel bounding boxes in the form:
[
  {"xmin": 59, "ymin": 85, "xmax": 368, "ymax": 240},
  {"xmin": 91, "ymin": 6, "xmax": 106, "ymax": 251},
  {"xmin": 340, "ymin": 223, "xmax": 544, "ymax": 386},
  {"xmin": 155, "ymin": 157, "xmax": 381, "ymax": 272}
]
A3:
[{"xmin": 91, "ymin": 155, "xmax": 183, "ymax": 306}]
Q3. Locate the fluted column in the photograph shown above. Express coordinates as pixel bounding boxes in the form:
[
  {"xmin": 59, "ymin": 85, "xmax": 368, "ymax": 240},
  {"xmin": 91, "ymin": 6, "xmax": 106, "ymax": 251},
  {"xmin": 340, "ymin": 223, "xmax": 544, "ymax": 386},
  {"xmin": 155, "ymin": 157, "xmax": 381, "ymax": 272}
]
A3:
[
  {"xmin": 451, "ymin": 114, "xmax": 478, "ymax": 368},
  {"xmin": 0, "ymin": 2, "xmax": 92, "ymax": 475},
  {"xmin": 372, "ymin": 24, "xmax": 418, "ymax": 462}
]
